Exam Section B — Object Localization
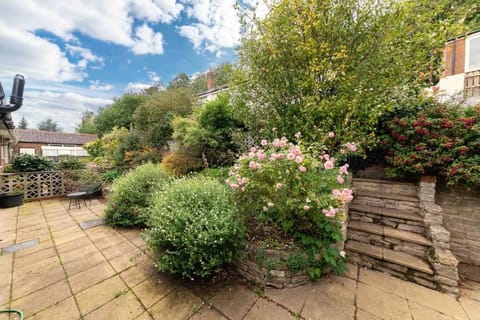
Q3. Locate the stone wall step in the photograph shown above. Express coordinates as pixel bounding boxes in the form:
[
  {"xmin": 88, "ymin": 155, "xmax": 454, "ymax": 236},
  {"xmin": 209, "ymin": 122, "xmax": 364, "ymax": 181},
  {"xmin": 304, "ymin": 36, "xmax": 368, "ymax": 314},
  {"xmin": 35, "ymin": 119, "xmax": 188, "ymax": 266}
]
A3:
[
  {"xmin": 349, "ymin": 203, "xmax": 423, "ymax": 222},
  {"xmin": 346, "ymin": 240, "xmax": 434, "ymax": 275},
  {"xmin": 348, "ymin": 221, "xmax": 432, "ymax": 246},
  {"xmin": 352, "ymin": 177, "xmax": 417, "ymax": 186},
  {"xmin": 354, "ymin": 190, "xmax": 418, "ymax": 203}
]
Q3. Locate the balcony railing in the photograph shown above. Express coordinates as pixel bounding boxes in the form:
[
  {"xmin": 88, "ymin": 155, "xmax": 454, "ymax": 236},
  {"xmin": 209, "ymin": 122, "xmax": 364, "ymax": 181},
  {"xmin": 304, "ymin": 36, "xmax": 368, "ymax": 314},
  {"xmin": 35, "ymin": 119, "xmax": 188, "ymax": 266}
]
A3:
[{"xmin": 465, "ymin": 70, "xmax": 480, "ymax": 97}]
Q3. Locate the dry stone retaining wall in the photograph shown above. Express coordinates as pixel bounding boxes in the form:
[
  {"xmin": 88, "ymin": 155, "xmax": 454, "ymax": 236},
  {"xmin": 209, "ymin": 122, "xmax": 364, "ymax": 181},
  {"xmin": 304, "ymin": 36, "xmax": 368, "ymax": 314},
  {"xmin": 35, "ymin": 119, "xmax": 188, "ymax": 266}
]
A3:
[{"xmin": 436, "ymin": 182, "xmax": 480, "ymax": 282}]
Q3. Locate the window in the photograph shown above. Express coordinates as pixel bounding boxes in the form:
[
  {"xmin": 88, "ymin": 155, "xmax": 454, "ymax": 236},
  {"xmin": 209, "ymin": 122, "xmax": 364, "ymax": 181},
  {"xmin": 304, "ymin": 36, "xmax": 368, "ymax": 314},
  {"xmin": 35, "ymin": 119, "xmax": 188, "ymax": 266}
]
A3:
[
  {"xmin": 19, "ymin": 148, "xmax": 36, "ymax": 155},
  {"xmin": 466, "ymin": 33, "xmax": 480, "ymax": 72}
]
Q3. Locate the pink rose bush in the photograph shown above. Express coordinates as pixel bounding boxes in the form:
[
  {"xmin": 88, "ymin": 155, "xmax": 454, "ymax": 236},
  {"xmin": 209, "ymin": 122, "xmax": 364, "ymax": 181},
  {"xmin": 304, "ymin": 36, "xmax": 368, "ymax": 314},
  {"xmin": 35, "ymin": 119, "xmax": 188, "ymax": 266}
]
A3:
[{"xmin": 226, "ymin": 134, "xmax": 356, "ymax": 277}]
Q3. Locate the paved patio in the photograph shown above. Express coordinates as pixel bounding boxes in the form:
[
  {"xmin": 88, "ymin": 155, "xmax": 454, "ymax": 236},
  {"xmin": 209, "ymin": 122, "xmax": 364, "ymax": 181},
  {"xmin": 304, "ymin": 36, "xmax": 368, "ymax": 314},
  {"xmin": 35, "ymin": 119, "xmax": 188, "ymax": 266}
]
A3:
[{"xmin": 0, "ymin": 199, "xmax": 478, "ymax": 320}]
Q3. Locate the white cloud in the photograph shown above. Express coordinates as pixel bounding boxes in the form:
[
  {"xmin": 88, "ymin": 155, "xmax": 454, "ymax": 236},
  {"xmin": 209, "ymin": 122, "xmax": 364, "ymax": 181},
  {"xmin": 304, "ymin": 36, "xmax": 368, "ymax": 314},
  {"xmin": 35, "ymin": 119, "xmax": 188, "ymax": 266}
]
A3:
[
  {"xmin": 89, "ymin": 80, "xmax": 114, "ymax": 91},
  {"xmin": 148, "ymin": 71, "xmax": 161, "ymax": 82},
  {"xmin": 129, "ymin": 0, "xmax": 183, "ymax": 24},
  {"xmin": 177, "ymin": 0, "xmax": 241, "ymax": 53},
  {"xmin": 125, "ymin": 82, "xmax": 152, "ymax": 93},
  {"xmin": 66, "ymin": 45, "xmax": 104, "ymax": 70},
  {"xmin": 0, "ymin": 21, "xmax": 84, "ymax": 82},
  {"xmin": 131, "ymin": 24, "xmax": 164, "ymax": 55},
  {"xmin": 12, "ymin": 90, "xmax": 113, "ymax": 132}
]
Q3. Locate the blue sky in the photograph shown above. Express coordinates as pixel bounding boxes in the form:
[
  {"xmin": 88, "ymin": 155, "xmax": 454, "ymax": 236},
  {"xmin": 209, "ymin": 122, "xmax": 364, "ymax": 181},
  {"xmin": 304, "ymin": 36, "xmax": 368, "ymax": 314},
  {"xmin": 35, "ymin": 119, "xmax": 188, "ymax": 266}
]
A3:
[{"xmin": 0, "ymin": 0, "xmax": 267, "ymax": 132}]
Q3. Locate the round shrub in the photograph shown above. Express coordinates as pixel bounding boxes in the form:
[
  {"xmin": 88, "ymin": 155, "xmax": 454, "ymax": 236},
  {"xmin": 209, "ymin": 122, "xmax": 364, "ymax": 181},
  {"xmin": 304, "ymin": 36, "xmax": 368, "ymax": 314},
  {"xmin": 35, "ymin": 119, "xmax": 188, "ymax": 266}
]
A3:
[
  {"xmin": 11, "ymin": 154, "xmax": 54, "ymax": 172},
  {"xmin": 56, "ymin": 157, "xmax": 86, "ymax": 170},
  {"xmin": 145, "ymin": 176, "xmax": 244, "ymax": 279},
  {"xmin": 104, "ymin": 163, "xmax": 169, "ymax": 227}
]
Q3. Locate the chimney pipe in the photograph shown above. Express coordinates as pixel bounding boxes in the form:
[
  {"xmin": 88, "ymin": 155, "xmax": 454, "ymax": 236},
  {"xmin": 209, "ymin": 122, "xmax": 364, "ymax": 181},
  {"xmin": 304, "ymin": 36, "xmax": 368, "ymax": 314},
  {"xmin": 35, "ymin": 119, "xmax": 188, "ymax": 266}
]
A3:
[
  {"xmin": 207, "ymin": 70, "xmax": 215, "ymax": 91},
  {"xmin": 0, "ymin": 74, "xmax": 25, "ymax": 114}
]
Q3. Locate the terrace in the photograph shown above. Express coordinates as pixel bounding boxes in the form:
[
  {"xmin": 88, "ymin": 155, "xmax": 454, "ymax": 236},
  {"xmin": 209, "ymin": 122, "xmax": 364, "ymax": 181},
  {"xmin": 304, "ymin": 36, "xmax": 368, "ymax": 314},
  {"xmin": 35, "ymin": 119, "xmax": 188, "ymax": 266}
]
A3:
[{"xmin": 0, "ymin": 199, "xmax": 478, "ymax": 319}]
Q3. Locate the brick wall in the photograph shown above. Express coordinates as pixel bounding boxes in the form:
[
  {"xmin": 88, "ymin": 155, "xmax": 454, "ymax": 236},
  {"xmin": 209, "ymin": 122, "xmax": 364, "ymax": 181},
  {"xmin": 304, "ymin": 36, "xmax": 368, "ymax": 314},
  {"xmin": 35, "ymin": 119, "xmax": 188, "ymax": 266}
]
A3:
[
  {"xmin": 14, "ymin": 142, "xmax": 42, "ymax": 156},
  {"xmin": 436, "ymin": 182, "xmax": 480, "ymax": 281},
  {"xmin": 444, "ymin": 38, "xmax": 465, "ymax": 76}
]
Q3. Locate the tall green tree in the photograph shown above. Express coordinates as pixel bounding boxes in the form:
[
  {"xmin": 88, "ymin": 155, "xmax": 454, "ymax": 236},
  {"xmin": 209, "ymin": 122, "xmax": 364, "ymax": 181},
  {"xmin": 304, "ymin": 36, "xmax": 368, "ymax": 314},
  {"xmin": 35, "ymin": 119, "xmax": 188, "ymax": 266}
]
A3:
[
  {"xmin": 168, "ymin": 73, "xmax": 191, "ymax": 90},
  {"xmin": 133, "ymin": 88, "xmax": 195, "ymax": 147},
  {"xmin": 234, "ymin": 0, "xmax": 469, "ymax": 149},
  {"xmin": 37, "ymin": 118, "xmax": 62, "ymax": 132},
  {"xmin": 76, "ymin": 110, "xmax": 97, "ymax": 134},
  {"xmin": 17, "ymin": 116, "xmax": 28, "ymax": 129},
  {"xmin": 94, "ymin": 94, "xmax": 146, "ymax": 136}
]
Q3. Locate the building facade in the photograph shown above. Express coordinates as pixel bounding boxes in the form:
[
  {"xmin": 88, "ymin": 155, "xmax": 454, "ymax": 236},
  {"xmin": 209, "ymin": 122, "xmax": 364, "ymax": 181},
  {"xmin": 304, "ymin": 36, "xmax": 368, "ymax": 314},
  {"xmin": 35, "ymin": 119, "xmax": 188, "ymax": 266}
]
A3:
[
  {"xmin": 13, "ymin": 129, "xmax": 97, "ymax": 158},
  {"xmin": 435, "ymin": 31, "xmax": 480, "ymax": 103}
]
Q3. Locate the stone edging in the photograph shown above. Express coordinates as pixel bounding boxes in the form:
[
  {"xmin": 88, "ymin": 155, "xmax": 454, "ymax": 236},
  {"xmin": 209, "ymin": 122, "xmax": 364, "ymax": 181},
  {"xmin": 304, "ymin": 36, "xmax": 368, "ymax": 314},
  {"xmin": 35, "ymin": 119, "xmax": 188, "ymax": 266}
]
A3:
[{"xmin": 234, "ymin": 244, "xmax": 309, "ymax": 288}]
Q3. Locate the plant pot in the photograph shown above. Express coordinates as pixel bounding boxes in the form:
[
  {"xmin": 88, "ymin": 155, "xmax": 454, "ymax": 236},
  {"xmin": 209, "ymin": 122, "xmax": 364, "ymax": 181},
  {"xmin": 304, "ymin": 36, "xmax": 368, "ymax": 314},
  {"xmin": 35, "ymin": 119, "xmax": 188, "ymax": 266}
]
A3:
[{"xmin": 0, "ymin": 192, "xmax": 24, "ymax": 208}]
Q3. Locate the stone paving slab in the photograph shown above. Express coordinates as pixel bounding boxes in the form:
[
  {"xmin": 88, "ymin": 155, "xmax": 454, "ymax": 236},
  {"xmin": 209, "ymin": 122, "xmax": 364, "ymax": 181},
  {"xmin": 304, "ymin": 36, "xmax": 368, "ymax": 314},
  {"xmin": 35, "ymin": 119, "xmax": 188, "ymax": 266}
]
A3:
[{"xmin": 0, "ymin": 198, "xmax": 479, "ymax": 320}]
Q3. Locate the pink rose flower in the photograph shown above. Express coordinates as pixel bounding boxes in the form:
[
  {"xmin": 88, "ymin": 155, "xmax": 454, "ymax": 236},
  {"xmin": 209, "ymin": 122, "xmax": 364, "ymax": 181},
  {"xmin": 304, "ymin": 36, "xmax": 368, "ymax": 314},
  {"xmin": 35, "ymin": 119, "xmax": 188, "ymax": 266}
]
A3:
[
  {"xmin": 257, "ymin": 152, "xmax": 266, "ymax": 160},
  {"xmin": 276, "ymin": 153, "xmax": 285, "ymax": 160},
  {"xmin": 337, "ymin": 175, "xmax": 344, "ymax": 184},
  {"xmin": 248, "ymin": 152, "xmax": 255, "ymax": 159},
  {"xmin": 249, "ymin": 161, "xmax": 261, "ymax": 170},
  {"xmin": 322, "ymin": 207, "xmax": 337, "ymax": 218},
  {"xmin": 295, "ymin": 155, "xmax": 303, "ymax": 163},
  {"xmin": 276, "ymin": 183, "xmax": 283, "ymax": 189},
  {"xmin": 250, "ymin": 147, "xmax": 257, "ymax": 153},
  {"xmin": 267, "ymin": 202, "xmax": 274, "ymax": 207},
  {"xmin": 345, "ymin": 142, "xmax": 357, "ymax": 152},
  {"xmin": 299, "ymin": 166, "xmax": 307, "ymax": 172},
  {"xmin": 328, "ymin": 132, "xmax": 335, "ymax": 138},
  {"xmin": 230, "ymin": 183, "xmax": 239, "ymax": 189},
  {"xmin": 287, "ymin": 153, "xmax": 296, "ymax": 160},
  {"xmin": 260, "ymin": 139, "xmax": 268, "ymax": 146},
  {"xmin": 339, "ymin": 164, "xmax": 349, "ymax": 175},
  {"xmin": 324, "ymin": 160, "xmax": 334, "ymax": 170},
  {"xmin": 272, "ymin": 139, "xmax": 280, "ymax": 147},
  {"xmin": 303, "ymin": 205, "xmax": 310, "ymax": 211}
]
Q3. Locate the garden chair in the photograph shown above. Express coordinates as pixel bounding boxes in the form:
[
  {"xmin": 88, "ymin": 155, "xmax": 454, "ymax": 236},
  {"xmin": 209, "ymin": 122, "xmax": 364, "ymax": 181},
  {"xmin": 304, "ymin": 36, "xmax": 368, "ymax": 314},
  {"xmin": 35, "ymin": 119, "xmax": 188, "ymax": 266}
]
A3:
[{"xmin": 67, "ymin": 180, "xmax": 102, "ymax": 209}]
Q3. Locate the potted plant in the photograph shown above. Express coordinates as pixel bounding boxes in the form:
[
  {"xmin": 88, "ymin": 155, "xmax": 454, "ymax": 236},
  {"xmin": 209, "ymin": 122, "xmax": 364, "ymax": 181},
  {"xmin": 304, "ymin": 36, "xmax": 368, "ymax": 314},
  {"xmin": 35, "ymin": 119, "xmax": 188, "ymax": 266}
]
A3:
[{"xmin": 0, "ymin": 191, "xmax": 24, "ymax": 208}]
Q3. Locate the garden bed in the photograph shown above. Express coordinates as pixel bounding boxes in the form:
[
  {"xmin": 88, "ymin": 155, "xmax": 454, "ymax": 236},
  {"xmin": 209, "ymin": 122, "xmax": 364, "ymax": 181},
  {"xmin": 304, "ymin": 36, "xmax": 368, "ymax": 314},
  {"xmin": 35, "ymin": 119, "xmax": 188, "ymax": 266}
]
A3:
[{"xmin": 234, "ymin": 243, "xmax": 309, "ymax": 288}]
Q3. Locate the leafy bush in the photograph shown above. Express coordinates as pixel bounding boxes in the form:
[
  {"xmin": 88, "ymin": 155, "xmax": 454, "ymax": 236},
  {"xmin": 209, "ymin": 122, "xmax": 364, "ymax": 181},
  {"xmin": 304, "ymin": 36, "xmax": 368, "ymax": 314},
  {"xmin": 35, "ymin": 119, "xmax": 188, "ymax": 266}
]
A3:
[
  {"xmin": 55, "ymin": 157, "xmax": 86, "ymax": 170},
  {"xmin": 11, "ymin": 154, "xmax": 55, "ymax": 172},
  {"xmin": 161, "ymin": 151, "xmax": 204, "ymax": 177},
  {"xmin": 226, "ymin": 135, "xmax": 354, "ymax": 277},
  {"xmin": 100, "ymin": 168, "xmax": 126, "ymax": 183},
  {"xmin": 172, "ymin": 94, "xmax": 245, "ymax": 168},
  {"xmin": 199, "ymin": 167, "xmax": 230, "ymax": 181},
  {"xmin": 145, "ymin": 176, "xmax": 244, "ymax": 279},
  {"xmin": 104, "ymin": 163, "xmax": 170, "ymax": 227},
  {"xmin": 380, "ymin": 103, "xmax": 480, "ymax": 187}
]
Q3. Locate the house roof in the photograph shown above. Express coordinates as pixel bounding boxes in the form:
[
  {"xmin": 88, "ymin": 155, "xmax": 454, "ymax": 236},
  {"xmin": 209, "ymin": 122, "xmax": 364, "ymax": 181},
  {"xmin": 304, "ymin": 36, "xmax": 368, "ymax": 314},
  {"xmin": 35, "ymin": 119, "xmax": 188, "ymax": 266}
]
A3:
[
  {"xmin": 198, "ymin": 84, "xmax": 229, "ymax": 99},
  {"xmin": 13, "ymin": 129, "xmax": 97, "ymax": 145}
]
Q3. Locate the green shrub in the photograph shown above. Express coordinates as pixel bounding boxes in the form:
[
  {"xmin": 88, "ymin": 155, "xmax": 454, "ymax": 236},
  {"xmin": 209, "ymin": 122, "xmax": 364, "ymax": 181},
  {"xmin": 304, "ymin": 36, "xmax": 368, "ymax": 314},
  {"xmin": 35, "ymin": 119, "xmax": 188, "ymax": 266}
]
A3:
[
  {"xmin": 145, "ymin": 176, "xmax": 244, "ymax": 279},
  {"xmin": 55, "ymin": 157, "xmax": 86, "ymax": 170},
  {"xmin": 11, "ymin": 154, "xmax": 55, "ymax": 172},
  {"xmin": 380, "ymin": 103, "xmax": 480, "ymax": 187},
  {"xmin": 199, "ymin": 167, "xmax": 230, "ymax": 181},
  {"xmin": 104, "ymin": 163, "xmax": 170, "ymax": 227},
  {"xmin": 100, "ymin": 168, "xmax": 126, "ymax": 183}
]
